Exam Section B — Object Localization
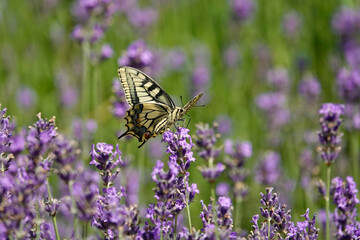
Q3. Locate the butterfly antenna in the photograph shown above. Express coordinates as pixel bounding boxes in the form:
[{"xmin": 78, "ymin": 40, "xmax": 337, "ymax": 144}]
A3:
[{"xmin": 180, "ymin": 95, "xmax": 184, "ymax": 107}]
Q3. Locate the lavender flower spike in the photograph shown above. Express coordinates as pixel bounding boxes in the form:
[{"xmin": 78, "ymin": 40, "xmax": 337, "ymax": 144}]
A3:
[
  {"xmin": 90, "ymin": 142, "xmax": 123, "ymax": 187},
  {"xmin": 318, "ymin": 103, "xmax": 344, "ymax": 165}
]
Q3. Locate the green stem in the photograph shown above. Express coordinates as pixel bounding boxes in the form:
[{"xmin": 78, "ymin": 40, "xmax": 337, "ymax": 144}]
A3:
[
  {"xmin": 93, "ymin": 67, "xmax": 101, "ymax": 139},
  {"xmin": 160, "ymin": 220, "xmax": 163, "ymax": 240},
  {"xmin": 210, "ymin": 185, "xmax": 220, "ymax": 240},
  {"xmin": 267, "ymin": 216, "xmax": 271, "ymax": 238},
  {"xmin": 81, "ymin": 40, "xmax": 90, "ymax": 120},
  {"xmin": 173, "ymin": 215, "xmax": 178, "ymax": 240},
  {"xmin": 46, "ymin": 178, "xmax": 60, "ymax": 240},
  {"xmin": 351, "ymin": 132, "xmax": 359, "ymax": 186},
  {"xmin": 185, "ymin": 196, "xmax": 192, "ymax": 234},
  {"xmin": 235, "ymin": 197, "xmax": 242, "ymax": 231},
  {"xmin": 325, "ymin": 165, "xmax": 331, "ymax": 240},
  {"xmin": 83, "ymin": 221, "xmax": 88, "ymax": 239}
]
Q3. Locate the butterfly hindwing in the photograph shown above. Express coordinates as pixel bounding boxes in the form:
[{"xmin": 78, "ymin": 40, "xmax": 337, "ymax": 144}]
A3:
[
  {"xmin": 118, "ymin": 67, "xmax": 175, "ymax": 108},
  {"xmin": 118, "ymin": 103, "xmax": 172, "ymax": 148}
]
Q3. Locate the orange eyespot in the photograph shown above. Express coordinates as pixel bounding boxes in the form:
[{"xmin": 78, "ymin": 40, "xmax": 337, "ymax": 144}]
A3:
[{"xmin": 144, "ymin": 132, "xmax": 151, "ymax": 139}]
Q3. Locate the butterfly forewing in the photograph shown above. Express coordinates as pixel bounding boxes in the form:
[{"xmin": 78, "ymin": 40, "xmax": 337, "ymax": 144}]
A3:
[{"xmin": 118, "ymin": 67, "xmax": 175, "ymax": 108}]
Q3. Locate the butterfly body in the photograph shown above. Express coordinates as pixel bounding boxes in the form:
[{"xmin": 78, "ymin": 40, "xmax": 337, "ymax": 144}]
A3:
[{"xmin": 117, "ymin": 66, "xmax": 203, "ymax": 148}]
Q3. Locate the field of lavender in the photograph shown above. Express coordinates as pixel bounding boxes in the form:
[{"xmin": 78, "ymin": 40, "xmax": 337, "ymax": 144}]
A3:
[{"xmin": 1, "ymin": 0, "xmax": 360, "ymax": 239}]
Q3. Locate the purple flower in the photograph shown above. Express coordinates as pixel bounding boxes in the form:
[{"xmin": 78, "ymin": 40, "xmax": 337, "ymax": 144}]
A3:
[
  {"xmin": 44, "ymin": 198, "xmax": 61, "ymax": 217},
  {"xmin": 248, "ymin": 188, "xmax": 319, "ymax": 239},
  {"xmin": 100, "ymin": 43, "xmax": 114, "ymax": 60},
  {"xmin": 39, "ymin": 223, "xmax": 54, "ymax": 240},
  {"xmin": 256, "ymin": 92, "xmax": 286, "ymax": 111},
  {"xmin": 53, "ymin": 135, "xmax": 80, "ymax": 183},
  {"xmin": 230, "ymin": 0, "xmax": 255, "ymax": 21},
  {"xmin": 215, "ymin": 115, "xmax": 232, "ymax": 135},
  {"xmin": 118, "ymin": 39, "xmax": 157, "ymax": 76},
  {"xmin": 223, "ymin": 44, "xmax": 240, "ymax": 68},
  {"xmin": 255, "ymin": 151, "xmax": 281, "ymax": 185},
  {"xmin": 282, "ymin": 11, "xmax": 302, "ymax": 39},
  {"xmin": 318, "ymin": 103, "xmax": 344, "ymax": 165},
  {"xmin": 199, "ymin": 197, "xmax": 237, "ymax": 239},
  {"xmin": 199, "ymin": 163, "xmax": 226, "ymax": 183},
  {"xmin": 127, "ymin": 7, "xmax": 157, "ymax": 28},
  {"xmin": 299, "ymin": 75, "xmax": 321, "ymax": 101},
  {"xmin": 266, "ymin": 67, "xmax": 290, "ymax": 91},
  {"xmin": 164, "ymin": 48, "xmax": 186, "ymax": 71},
  {"xmin": 224, "ymin": 139, "xmax": 252, "ymax": 199},
  {"xmin": 337, "ymin": 68, "xmax": 360, "ymax": 103},
  {"xmin": 92, "ymin": 187, "xmax": 139, "ymax": 239},
  {"xmin": 146, "ymin": 127, "xmax": 198, "ymax": 239},
  {"xmin": 111, "ymin": 78, "xmax": 129, "ymax": 119},
  {"xmin": 90, "ymin": 143, "xmax": 122, "ymax": 187},
  {"xmin": 0, "ymin": 106, "xmax": 14, "ymax": 172},
  {"xmin": 26, "ymin": 113, "xmax": 57, "ymax": 159},
  {"xmin": 216, "ymin": 182, "xmax": 230, "ymax": 196},
  {"xmin": 331, "ymin": 176, "xmax": 360, "ymax": 239},
  {"xmin": 332, "ymin": 7, "xmax": 360, "ymax": 38},
  {"xmin": 16, "ymin": 86, "xmax": 37, "ymax": 109},
  {"xmin": 195, "ymin": 123, "xmax": 220, "ymax": 161},
  {"xmin": 72, "ymin": 170, "xmax": 100, "ymax": 221},
  {"xmin": 71, "ymin": 0, "xmax": 118, "ymax": 43},
  {"xmin": 162, "ymin": 127, "xmax": 195, "ymax": 172}
]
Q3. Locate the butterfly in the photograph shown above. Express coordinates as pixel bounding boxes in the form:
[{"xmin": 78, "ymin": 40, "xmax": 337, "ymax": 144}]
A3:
[{"xmin": 117, "ymin": 66, "xmax": 203, "ymax": 148}]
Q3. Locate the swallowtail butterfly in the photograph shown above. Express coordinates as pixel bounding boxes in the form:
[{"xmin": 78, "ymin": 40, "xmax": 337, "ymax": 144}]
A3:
[{"xmin": 117, "ymin": 66, "xmax": 203, "ymax": 148}]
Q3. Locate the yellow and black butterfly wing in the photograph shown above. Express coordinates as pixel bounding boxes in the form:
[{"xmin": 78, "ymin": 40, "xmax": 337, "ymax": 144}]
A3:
[
  {"xmin": 118, "ymin": 103, "xmax": 171, "ymax": 148},
  {"xmin": 118, "ymin": 66, "xmax": 176, "ymax": 108}
]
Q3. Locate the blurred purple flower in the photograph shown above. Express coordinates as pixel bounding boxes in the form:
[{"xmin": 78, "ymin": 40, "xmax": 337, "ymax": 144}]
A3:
[
  {"xmin": 16, "ymin": 86, "xmax": 37, "ymax": 109},
  {"xmin": 72, "ymin": 169, "xmax": 100, "ymax": 221},
  {"xmin": 164, "ymin": 48, "xmax": 186, "ymax": 71},
  {"xmin": 71, "ymin": 0, "xmax": 118, "ymax": 43},
  {"xmin": 199, "ymin": 163, "xmax": 226, "ymax": 183},
  {"xmin": 215, "ymin": 115, "xmax": 232, "ymax": 135},
  {"xmin": 148, "ymin": 138, "xmax": 165, "ymax": 160},
  {"xmin": 224, "ymin": 139, "xmax": 252, "ymax": 199},
  {"xmin": 92, "ymin": 187, "xmax": 139, "ymax": 239},
  {"xmin": 100, "ymin": 43, "xmax": 114, "ymax": 60},
  {"xmin": 199, "ymin": 197, "xmax": 237, "ymax": 239},
  {"xmin": 71, "ymin": 118, "xmax": 97, "ymax": 141},
  {"xmin": 216, "ymin": 182, "xmax": 230, "ymax": 196},
  {"xmin": 223, "ymin": 44, "xmax": 240, "ymax": 68},
  {"xmin": 299, "ymin": 75, "xmax": 321, "ymax": 101},
  {"xmin": 53, "ymin": 135, "xmax": 80, "ymax": 184},
  {"xmin": 266, "ymin": 67, "xmax": 290, "ymax": 91},
  {"xmin": 344, "ymin": 44, "xmax": 360, "ymax": 68},
  {"xmin": 127, "ymin": 7, "xmax": 157, "ymax": 28},
  {"xmin": 230, "ymin": 0, "xmax": 255, "ymax": 21},
  {"xmin": 318, "ymin": 103, "xmax": 344, "ymax": 165},
  {"xmin": 61, "ymin": 87, "xmax": 78, "ymax": 108},
  {"xmin": 39, "ymin": 223, "xmax": 54, "ymax": 240},
  {"xmin": 118, "ymin": 40, "xmax": 157, "ymax": 76},
  {"xmin": 255, "ymin": 151, "xmax": 281, "ymax": 185},
  {"xmin": 125, "ymin": 170, "xmax": 140, "ymax": 205},
  {"xmin": 256, "ymin": 92, "xmax": 286, "ymax": 111},
  {"xmin": 195, "ymin": 122, "xmax": 220, "ymax": 161},
  {"xmin": 337, "ymin": 68, "xmax": 360, "ymax": 103},
  {"xmin": 332, "ymin": 7, "xmax": 360, "ymax": 38},
  {"xmin": 282, "ymin": 11, "xmax": 302, "ymax": 39},
  {"xmin": 331, "ymin": 176, "xmax": 360, "ymax": 239},
  {"xmin": 111, "ymin": 78, "xmax": 129, "ymax": 119}
]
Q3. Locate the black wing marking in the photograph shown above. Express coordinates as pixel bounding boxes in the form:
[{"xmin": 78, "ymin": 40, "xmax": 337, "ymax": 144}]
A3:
[
  {"xmin": 118, "ymin": 66, "xmax": 176, "ymax": 108},
  {"xmin": 118, "ymin": 103, "xmax": 172, "ymax": 148}
]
